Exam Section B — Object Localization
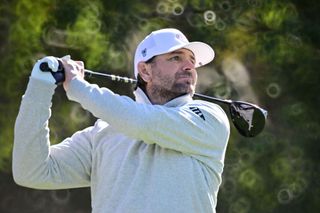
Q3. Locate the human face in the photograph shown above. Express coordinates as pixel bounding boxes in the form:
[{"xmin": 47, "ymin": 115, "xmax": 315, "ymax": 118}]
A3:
[{"xmin": 146, "ymin": 48, "xmax": 197, "ymax": 103}]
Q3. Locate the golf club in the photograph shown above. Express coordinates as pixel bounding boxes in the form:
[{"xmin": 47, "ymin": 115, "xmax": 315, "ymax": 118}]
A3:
[{"xmin": 40, "ymin": 62, "xmax": 268, "ymax": 137}]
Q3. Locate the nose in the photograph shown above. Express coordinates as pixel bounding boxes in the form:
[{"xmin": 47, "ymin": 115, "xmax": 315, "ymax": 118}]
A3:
[{"xmin": 182, "ymin": 59, "xmax": 195, "ymax": 71}]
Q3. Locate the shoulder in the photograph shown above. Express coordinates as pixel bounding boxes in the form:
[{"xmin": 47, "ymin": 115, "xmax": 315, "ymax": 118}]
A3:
[
  {"xmin": 186, "ymin": 99, "xmax": 229, "ymax": 122},
  {"xmin": 74, "ymin": 119, "xmax": 109, "ymax": 137},
  {"xmin": 92, "ymin": 119, "xmax": 110, "ymax": 133},
  {"xmin": 184, "ymin": 99, "xmax": 230, "ymax": 136},
  {"xmin": 189, "ymin": 99, "xmax": 222, "ymax": 110}
]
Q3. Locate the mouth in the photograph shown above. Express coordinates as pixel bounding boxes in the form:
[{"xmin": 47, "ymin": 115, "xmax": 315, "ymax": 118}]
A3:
[
  {"xmin": 178, "ymin": 73, "xmax": 194, "ymax": 82},
  {"xmin": 176, "ymin": 77, "xmax": 194, "ymax": 87},
  {"xmin": 178, "ymin": 75, "xmax": 192, "ymax": 80},
  {"xmin": 174, "ymin": 71, "xmax": 196, "ymax": 87},
  {"xmin": 176, "ymin": 72, "xmax": 193, "ymax": 79}
]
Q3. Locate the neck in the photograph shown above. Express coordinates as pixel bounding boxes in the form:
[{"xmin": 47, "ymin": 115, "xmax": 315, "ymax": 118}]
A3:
[{"xmin": 145, "ymin": 86, "xmax": 189, "ymax": 105}]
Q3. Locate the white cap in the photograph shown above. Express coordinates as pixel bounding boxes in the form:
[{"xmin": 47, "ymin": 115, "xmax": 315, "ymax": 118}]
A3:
[{"xmin": 134, "ymin": 28, "xmax": 215, "ymax": 78}]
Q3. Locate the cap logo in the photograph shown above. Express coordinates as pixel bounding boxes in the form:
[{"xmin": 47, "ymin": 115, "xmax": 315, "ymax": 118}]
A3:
[
  {"xmin": 176, "ymin": 33, "xmax": 188, "ymax": 42},
  {"xmin": 141, "ymin": 48, "xmax": 147, "ymax": 57}
]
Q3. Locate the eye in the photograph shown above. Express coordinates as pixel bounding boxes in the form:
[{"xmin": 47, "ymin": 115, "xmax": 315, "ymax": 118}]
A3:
[{"xmin": 168, "ymin": 55, "xmax": 180, "ymax": 61}]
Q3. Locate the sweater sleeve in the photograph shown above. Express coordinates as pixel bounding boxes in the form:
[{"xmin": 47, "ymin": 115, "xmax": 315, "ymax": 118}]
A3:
[
  {"xmin": 66, "ymin": 77, "xmax": 230, "ymax": 161},
  {"xmin": 12, "ymin": 78, "xmax": 92, "ymax": 189}
]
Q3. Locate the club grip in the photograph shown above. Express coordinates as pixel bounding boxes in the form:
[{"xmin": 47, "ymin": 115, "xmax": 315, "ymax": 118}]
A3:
[
  {"xmin": 39, "ymin": 60, "xmax": 65, "ymax": 84},
  {"xmin": 39, "ymin": 60, "xmax": 64, "ymax": 72},
  {"xmin": 39, "ymin": 62, "xmax": 50, "ymax": 72}
]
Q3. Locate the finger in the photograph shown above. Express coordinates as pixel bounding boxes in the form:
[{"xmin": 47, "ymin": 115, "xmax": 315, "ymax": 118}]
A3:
[
  {"xmin": 75, "ymin": 61, "xmax": 85, "ymax": 75},
  {"xmin": 75, "ymin": 61, "xmax": 84, "ymax": 71},
  {"xmin": 75, "ymin": 61, "xmax": 84, "ymax": 67},
  {"xmin": 61, "ymin": 55, "xmax": 71, "ymax": 61},
  {"xmin": 66, "ymin": 60, "xmax": 79, "ymax": 69},
  {"xmin": 59, "ymin": 57, "xmax": 70, "ymax": 69}
]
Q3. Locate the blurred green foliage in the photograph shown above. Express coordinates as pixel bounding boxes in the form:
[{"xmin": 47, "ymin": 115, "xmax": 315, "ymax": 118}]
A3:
[{"xmin": 0, "ymin": 0, "xmax": 319, "ymax": 212}]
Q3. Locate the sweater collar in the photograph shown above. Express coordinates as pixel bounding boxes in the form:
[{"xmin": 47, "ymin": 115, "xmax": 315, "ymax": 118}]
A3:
[{"xmin": 133, "ymin": 88, "xmax": 192, "ymax": 107}]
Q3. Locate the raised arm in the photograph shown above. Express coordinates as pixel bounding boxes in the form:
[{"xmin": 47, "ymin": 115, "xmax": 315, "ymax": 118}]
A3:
[
  {"xmin": 12, "ymin": 57, "xmax": 92, "ymax": 189},
  {"xmin": 66, "ymin": 77, "xmax": 230, "ymax": 169}
]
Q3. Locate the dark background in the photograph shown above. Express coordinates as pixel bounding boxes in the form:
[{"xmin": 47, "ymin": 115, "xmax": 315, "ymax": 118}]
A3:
[{"xmin": 0, "ymin": 0, "xmax": 319, "ymax": 212}]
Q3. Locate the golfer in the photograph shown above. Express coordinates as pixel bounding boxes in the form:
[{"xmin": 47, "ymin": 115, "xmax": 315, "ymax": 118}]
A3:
[{"xmin": 13, "ymin": 28, "xmax": 230, "ymax": 213}]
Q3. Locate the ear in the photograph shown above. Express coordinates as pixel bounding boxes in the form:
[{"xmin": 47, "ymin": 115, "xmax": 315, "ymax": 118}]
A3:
[{"xmin": 137, "ymin": 62, "xmax": 152, "ymax": 83}]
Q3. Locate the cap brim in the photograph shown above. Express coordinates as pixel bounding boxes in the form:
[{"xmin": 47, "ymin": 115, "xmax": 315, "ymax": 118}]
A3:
[{"xmin": 182, "ymin": 42, "xmax": 215, "ymax": 68}]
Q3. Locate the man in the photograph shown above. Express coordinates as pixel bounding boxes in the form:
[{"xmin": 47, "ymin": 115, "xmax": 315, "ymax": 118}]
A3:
[{"xmin": 13, "ymin": 28, "xmax": 230, "ymax": 213}]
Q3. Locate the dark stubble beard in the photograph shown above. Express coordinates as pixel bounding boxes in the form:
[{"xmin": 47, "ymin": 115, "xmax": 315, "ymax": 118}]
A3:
[{"xmin": 148, "ymin": 71, "xmax": 196, "ymax": 104}]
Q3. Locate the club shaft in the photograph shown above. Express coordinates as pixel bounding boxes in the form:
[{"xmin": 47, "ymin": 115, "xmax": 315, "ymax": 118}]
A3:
[
  {"xmin": 192, "ymin": 93, "xmax": 232, "ymax": 105},
  {"xmin": 85, "ymin": 70, "xmax": 137, "ymax": 84}
]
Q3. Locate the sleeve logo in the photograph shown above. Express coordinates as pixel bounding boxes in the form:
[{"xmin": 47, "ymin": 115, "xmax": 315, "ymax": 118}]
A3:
[{"xmin": 189, "ymin": 107, "xmax": 206, "ymax": 121}]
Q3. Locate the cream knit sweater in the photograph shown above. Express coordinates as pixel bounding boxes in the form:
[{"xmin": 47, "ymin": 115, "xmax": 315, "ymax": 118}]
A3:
[{"xmin": 13, "ymin": 77, "xmax": 230, "ymax": 213}]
